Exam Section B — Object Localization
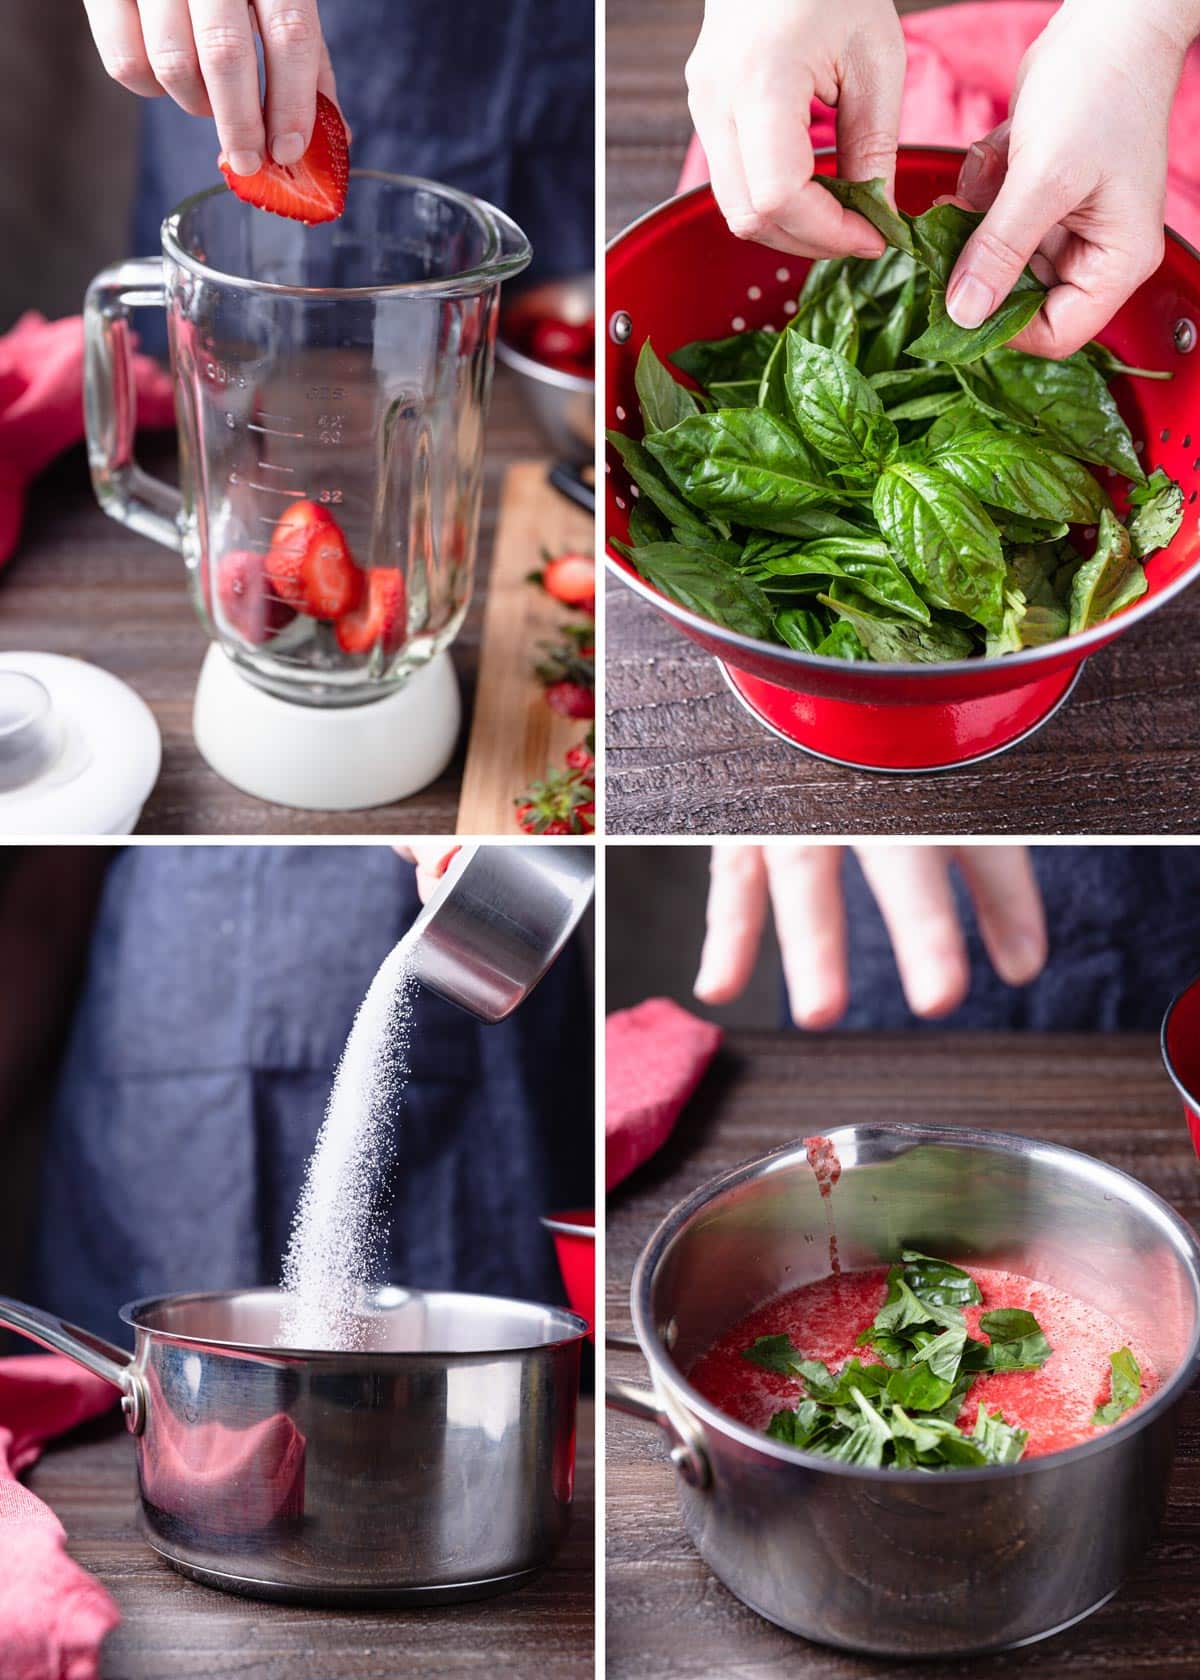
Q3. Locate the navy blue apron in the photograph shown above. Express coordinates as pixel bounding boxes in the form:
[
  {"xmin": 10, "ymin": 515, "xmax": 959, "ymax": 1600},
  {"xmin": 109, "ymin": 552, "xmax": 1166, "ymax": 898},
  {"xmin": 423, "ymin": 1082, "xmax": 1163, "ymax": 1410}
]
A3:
[
  {"xmin": 132, "ymin": 0, "xmax": 594, "ymax": 280},
  {"xmin": 31, "ymin": 847, "xmax": 591, "ymax": 1344},
  {"xmin": 823, "ymin": 846, "xmax": 1200, "ymax": 1031}
]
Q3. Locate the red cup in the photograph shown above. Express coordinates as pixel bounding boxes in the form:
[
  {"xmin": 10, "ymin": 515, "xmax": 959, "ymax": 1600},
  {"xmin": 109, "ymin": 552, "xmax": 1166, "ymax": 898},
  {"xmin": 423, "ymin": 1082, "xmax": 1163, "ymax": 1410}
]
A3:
[
  {"xmin": 1163, "ymin": 974, "xmax": 1200, "ymax": 1157},
  {"xmin": 605, "ymin": 147, "xmax": 1200, "ymax": 773},
  {"xmin": 541, "ymin": 1210, "xmax": 595, "ymax": 1338}
]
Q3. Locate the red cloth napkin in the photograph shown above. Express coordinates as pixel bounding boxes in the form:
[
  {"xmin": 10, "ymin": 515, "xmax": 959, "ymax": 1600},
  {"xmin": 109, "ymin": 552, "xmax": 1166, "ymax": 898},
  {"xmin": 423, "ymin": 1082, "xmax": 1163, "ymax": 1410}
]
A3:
[
  {"xmin": 0, "ymin": 1355, "xmax": 122, "ymax": 1680},
  {"xmin": 677, "ymin": 1, "xmax": 1200, "ymax": 246},
  {"xmin": 0, "ymin": 311, "xmax": 177, "ymax": 571},
  {"xmin": 606, "ymin": 998, "xmax": 722, "ymax": 1190}
]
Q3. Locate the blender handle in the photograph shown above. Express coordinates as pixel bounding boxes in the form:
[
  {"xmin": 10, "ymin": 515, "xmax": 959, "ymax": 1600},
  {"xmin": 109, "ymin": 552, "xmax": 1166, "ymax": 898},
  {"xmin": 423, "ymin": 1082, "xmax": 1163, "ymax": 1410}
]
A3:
[
  {"xmin": 0, "ymin": 1293, "xmax": 147, "ymax": 1435},
  {"xmin": 83, "ymin": 258, "xmax": 183, "ymax": 554}
]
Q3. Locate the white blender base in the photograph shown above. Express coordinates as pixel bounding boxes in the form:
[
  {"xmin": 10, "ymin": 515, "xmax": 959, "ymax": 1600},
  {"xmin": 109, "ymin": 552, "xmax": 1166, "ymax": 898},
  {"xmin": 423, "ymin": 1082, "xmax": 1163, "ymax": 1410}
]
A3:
[{"xmin": 193, "ymin": 645, "xmax": 461, "ymax": 811}]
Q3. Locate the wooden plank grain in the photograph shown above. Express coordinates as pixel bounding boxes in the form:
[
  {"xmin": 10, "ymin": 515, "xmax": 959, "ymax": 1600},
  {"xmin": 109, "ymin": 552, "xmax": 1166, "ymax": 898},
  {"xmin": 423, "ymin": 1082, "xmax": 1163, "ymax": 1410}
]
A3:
[
  {"xmin": 28, "ymin": 1400, "xmax": 594, "ymax": 1680},
  {"xmin": 605, "ymin": 1032, "xmax": 1200, "ymax": 1679},
  {"xmin": 0, "ymin": 373, "xmax": 542, "ymax": 836},
  {"xmin": 456, "ymin": 462, "xmax": 595, "ymax": 836}
]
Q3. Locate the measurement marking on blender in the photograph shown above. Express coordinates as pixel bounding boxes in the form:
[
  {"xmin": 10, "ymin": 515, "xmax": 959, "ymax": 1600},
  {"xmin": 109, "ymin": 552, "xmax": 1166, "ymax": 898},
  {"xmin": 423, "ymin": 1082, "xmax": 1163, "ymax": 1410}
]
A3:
[
  {"xmin": 248, "ymin": 482, "xmax": 306, "ymax": 499},
  {"xmin": 256, "ymin": 461, "xmax": 295, "ymax": 474},
  {"xmin": 248, "ymin": 422, "xmax": 305, "ymax": 439}
]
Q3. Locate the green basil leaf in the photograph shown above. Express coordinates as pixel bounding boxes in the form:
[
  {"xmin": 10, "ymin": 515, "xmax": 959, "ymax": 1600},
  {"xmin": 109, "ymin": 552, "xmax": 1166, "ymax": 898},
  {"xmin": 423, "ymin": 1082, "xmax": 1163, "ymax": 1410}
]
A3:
[
  {"xmin": 646, "ymin": 409, "xmax": 837, "ymax": 532},
  {"xmin": 745, "ymin": 535, "xmax": 931, "ymax": 623},
  {"xmin": 792, "ymin": 267, "xmax": 861, "ymax": 364},
  {"xmin": 929, "ymin": 427, "xmax": 1110, "ymax": 522},
  {"xmin": 742, "ymin": 1334, "xmax": 807, "ymax": 1375},
  {"xmin": 613, "ymin": 539, "xmax": 776, "ymax": 639},
  {"xmin": 1093, "ymin": 1346, "xmax": 1142, "ymax": 1426},
  {"xmin": 605, "ymin": 430, "xmax": 720, "ymax": 539},
  {"xmin": 911, "ymin": 1324, "xmax": 969, "ymax": 1382},
  {"xmin": 814, "ymin": 176, "xmax": 915, "ymax": 255},
  {"xmin": 901, "ymin": 1251, "xmax": 983, "ymax": 1308},
  {"xmin": 973, "ymin": 1308, "xmax": 1052, "ymax": 1372},
  {"xmin": 705, "ymin": 378, "xmax": 763, "ymax": 409},
  {"xmin": 907, "ymin": 203, "xmax": 981, "ymax": 286},
  {"xmin": 670, "ymin": 328, "xmax": 775, "ymax": 389},
  {"xmin": 885, "ymin": 1362, "xmax": 955, "ymax": 1413},
  {"xmin": 815, "ymin": 620, "xmax": 871, "ymax": 661},
  {"xmin": 1068, "ymin": 508, "xmax": 1147, "ymax": 632},
  {"xmin": 860, "ymin": 269, "xmax": 917, "ymax": 377},
  {"xmin": 1127, "ymin": 466, "xmax": 1185, "ymax": 558},
  {"xmin": 972, "ymin": 1405, "xmax": 1029, "ymax": 1465},
  {"xmin": 774, "ymin": 606, "xmax": 827, "ymax": 651},
  {"xmin": 823, "ymin": 1388, "xmax": 891, "ymax": 1467},
  {"xmin": 766, "ymin": 1400, "xmax": 827, "ymax": 1448},
  {"xmin": 873, "ymin": 461, "xmax": 1006, "ymax": 632},
  {"xmin": 908, "ymin": 283, "xmax": 1044, "ymax": 366},
  {"xmin": 635, "ymin": 340, "xmax": 701, "ymax": 434},
  {"xmin": 955, "ymin": 350, "xmax": 1145, "ymax": 481},
  {"xmin": 885, "ymin": 389, "xmax": 966, "ymax": 422},
  {"xmin": 627, "ymin": 496, "xmax": 669, "ymax": 549},
  {"xmin": 997, "ymin": 515, "xmax": 1072, "ymax": 545},
  {"xmin": 785, "ymin": 336, "xmax": 899, "ymax": 470}
]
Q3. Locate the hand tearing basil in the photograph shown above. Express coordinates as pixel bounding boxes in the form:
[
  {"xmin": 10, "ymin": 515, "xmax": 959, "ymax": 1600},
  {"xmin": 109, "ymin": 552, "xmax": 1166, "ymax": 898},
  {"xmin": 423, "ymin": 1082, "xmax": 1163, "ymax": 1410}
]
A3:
[{"xmin": 608, "ymin": 180, "xmax": 1184, "ymax": 666}]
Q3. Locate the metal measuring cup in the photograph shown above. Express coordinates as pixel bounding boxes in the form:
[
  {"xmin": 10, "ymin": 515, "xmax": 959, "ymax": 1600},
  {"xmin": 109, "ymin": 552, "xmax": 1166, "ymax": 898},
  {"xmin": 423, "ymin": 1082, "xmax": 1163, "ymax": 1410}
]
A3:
[{"xmin": 407, "ymin": 844, "xmax": 593, "ymax": 1023}]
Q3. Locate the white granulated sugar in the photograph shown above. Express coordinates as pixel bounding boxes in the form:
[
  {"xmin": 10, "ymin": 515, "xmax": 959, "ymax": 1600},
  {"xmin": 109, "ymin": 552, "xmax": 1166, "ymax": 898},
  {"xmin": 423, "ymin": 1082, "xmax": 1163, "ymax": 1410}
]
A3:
[{"xmin": 278, "ymin": 929, "xmax": 419, "ymax": 1351}]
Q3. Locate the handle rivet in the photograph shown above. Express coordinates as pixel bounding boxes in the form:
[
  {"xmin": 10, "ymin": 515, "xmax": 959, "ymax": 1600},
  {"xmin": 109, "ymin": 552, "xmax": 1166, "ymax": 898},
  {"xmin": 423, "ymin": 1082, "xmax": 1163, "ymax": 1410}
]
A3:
[
  {"xmin": 610, "ymin": 310, "xmax": 633, "ymax": 345},
  {"xmin": 670, "ymin": 1443, "xmax": 709, "ymax": 1488},
  {"xmin": 1174, "ymin": 319, "xmax": 1196, "ymax": 354},
  {"xmin": 121, "ymin": 1381, "xmax": 147, "ymax": 1437}
]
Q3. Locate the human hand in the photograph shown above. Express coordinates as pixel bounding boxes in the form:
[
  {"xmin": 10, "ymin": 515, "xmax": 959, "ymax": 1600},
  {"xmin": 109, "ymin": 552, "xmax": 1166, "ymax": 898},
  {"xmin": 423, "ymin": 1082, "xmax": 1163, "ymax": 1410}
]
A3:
[
  {"xmin": 946, "ymin": 0, "xmax": 1200, "ymax": 358},
  {"xmin": 82, "ymin": 0, "xmax": 338, "ymax": 176},
  {"xmin": 392, "ymin": 843, "xmax": 460, "ymax": 904},
  {"xmin": 694, "ymin": 844, "xmax": 1047, "ymax": 1027},
  {"xmin": 686, "ymin": 0, "xmax": 906, "ymax": 259}
]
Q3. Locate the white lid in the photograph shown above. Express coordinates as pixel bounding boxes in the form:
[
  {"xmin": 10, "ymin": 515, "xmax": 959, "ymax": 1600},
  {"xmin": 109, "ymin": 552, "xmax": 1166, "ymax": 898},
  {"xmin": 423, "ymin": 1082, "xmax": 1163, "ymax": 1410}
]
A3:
[{"xmin": 0, "ymin": 653, "xmax": 161, "ymax": 835}]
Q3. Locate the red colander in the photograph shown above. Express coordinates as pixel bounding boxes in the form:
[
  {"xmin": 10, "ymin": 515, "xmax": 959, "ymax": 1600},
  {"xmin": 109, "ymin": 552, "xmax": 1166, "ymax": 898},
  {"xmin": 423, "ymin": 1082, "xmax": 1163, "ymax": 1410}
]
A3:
[
  {"xmin": 1163, "ymin": 975, "xmax": 1200, "ymax": 1160},
  {"xmin": 541, "ymin": 1210, "xmax": 595, "ymax": 1338},
  {"xmin": 605, "ymin": 147, "xmax": 1200, "ymax": 773}
]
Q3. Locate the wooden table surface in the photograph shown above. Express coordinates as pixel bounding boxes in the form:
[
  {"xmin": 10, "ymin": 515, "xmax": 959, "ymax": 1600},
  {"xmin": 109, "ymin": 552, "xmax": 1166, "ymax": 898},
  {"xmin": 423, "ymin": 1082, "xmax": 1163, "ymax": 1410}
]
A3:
[
  {"xmin": 0, "ymin": 371, "xmax": 547, "ymax": 836},
  {"xmin": 28, "ymin": 1398, "xmax": 594, "ymax": 1680},
  {"xmin": 604, "ymin": 0, "xmax": 1200, "ymax": 836},
  {"xmin": 606, "ymin": 1032, "xmax": 1200, "ymax": 1678}
]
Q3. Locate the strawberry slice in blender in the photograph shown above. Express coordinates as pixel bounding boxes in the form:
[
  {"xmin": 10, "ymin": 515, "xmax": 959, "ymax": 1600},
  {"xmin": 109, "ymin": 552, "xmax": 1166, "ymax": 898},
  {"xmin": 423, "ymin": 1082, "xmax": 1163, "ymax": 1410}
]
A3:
[
  {"xmin": 215, "ymin": 549, "xmax": 294, "ymax": 645},
  {"xmin": 336, "ymin": 569, "xmax": 407, "ymax": 657},
  {"xmin": 266, "ymin": 499, "xmax": 334, "ymax": 605},
  {"xmin": 219, "ymin": 93, "xmax": 350, "ymax": 225},
  {"xmin": 300, "ymin": 519, "xmax": 364, "ymax": 620}
]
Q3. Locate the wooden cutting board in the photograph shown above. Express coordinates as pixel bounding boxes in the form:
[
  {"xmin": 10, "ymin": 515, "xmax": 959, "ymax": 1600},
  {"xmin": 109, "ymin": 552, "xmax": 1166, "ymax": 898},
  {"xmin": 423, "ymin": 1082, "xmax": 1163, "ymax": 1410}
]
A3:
[{"xmin": 456, "ymin": 461, "xmax": 594, "ymax": 835}]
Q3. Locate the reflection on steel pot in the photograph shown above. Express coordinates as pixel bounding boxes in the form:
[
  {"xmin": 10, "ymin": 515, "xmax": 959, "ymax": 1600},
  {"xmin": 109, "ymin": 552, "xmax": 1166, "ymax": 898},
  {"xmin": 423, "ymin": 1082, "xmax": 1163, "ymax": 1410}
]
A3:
[
  {"xmin": 608, "ymin": 1125, "xmax": 1200, "ymax": 1656},
  {"xmin": 0, "ymin": 1286, "xmax": 586, "ymax": 1605},
  {"xmin": 498, "ymin": 274, "xmax": 595, "ymax": 467},
  {"xmin": 1163, "ymin": 971, "xmax": 1200, "ymax": 1158}
]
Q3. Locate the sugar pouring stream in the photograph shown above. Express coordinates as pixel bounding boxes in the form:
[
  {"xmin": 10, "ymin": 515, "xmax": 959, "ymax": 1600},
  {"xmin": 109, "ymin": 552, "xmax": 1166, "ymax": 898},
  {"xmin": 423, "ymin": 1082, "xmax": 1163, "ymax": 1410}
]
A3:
[{"xmin": 278, "ymin": 843, "xmax": 594, "ymax": 1351}]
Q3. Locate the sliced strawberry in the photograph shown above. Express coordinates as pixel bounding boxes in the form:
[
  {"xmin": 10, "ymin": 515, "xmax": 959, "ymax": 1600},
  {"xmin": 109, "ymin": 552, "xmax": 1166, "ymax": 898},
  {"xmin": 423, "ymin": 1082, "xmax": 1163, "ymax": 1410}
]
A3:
[
  {"xmin": 545, "ymin": 680, "xmax": 595, "ymax": 719},
  {"xmin": 336, "ymin": 568, "xmax": 407, "ymax": 656},
  {"xmin": 215, "ymin": 549, "xmax": 294, "ymax": 645},
  {"xmin": 301, "ymin": 521, "xmax": 364, "ymax": 619},
  {"xmin": 266, "ymin": 499, "xmax": 335, "ymax": 605},
  {"xmin": 219, "ymin": 93, "xmax": 349, "ymax": 225},
  {"xmin": 542, "ymin": 552, "xmax": 595, "ymax": 609}
]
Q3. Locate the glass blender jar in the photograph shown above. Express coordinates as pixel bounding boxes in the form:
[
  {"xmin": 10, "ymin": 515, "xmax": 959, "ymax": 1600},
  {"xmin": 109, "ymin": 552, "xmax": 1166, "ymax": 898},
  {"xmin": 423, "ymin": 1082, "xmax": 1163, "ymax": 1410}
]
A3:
[{"xmin": 83, "ymin": 172, "xmax": 531, "ymax": 810}]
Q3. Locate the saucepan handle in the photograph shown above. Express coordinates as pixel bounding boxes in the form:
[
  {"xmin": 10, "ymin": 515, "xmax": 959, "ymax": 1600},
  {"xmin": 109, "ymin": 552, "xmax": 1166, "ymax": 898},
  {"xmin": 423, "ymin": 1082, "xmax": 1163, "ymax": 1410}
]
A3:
[
  {"xmin": 0, "ymin": 1294, "xmax": 147, "ymax": 1435},
  {"xmin": 605, "ymin": 1328, "xmax": 710, "ymax": 1489}
]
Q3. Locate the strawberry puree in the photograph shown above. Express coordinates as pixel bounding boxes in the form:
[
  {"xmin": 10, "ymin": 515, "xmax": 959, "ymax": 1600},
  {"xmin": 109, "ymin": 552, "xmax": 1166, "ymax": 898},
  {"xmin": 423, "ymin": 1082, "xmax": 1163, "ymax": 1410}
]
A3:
[{"xmin": 688, "ymin": 1265, "xmax": 1159, "ymax": 1458}]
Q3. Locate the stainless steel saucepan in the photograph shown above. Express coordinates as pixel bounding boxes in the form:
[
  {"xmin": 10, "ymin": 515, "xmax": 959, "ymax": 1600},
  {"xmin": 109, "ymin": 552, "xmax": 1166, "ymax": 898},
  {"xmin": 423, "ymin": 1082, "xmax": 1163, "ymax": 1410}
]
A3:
[
  {"xmin": 1, "ymin": 1285, "xmax": 586, "ymax": 1605},
  {"xmin": 608, "ymin": 1124, "xmax": 1200, "ymax": 1657}
]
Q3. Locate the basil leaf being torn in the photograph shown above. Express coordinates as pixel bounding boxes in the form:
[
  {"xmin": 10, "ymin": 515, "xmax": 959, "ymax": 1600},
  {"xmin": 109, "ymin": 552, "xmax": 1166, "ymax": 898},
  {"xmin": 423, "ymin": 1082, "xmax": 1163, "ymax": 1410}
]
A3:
[
  {"xmin": 908, "ymin": 282, "xmax": 1044, "ymax": 367},
  {"xmin": 814, "ymin": 175, "xmax": 915, "ymax": 255},
  {"xmin": 1093, "ymin": 1346, "xmax": 1142, "ymax": 1427}
]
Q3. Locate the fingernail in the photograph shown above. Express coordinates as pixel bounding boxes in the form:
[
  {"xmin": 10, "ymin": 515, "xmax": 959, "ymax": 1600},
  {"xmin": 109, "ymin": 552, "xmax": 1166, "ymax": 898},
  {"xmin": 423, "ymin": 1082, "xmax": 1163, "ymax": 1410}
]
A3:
[
  {"xmin": 854, "ymin": 240, "xmax": 886, "ymax": 260},
  {"xmin": 908, "ymin": 961, "xmax": 962, "ymax": 1018},
  {"xmin": 958, "ymin": 142, "xmax": 988, "ymax": 197},
  {"xmin": 946, "ymin": 272, "xmax": 993, "ymax": 329},
  {"xmin": 271, "ymin": 132, "xmax": 307, "ymax": 166},
  {"xmin": 228, "ymin": 149, "xmax": 261, "ymax": 177},
  {"xmin": 998, "ymin": 930, "xmax": 1045, "ymax": 984}
]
